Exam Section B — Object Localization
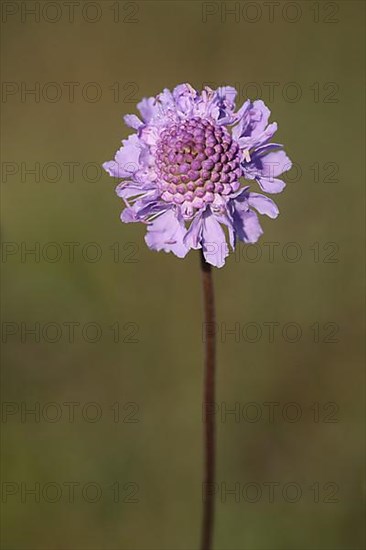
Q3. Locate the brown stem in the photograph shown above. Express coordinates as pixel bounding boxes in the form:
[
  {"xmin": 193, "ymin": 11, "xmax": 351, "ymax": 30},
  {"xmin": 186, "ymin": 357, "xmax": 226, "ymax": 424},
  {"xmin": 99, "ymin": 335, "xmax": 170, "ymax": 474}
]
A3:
[{"xmin": 200, "ymin": 250, "xmax": 216, "ymax": 550}]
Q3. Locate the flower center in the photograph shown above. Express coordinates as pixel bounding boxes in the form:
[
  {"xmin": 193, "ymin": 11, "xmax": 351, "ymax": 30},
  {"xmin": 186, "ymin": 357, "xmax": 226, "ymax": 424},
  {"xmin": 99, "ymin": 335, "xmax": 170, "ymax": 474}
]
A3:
[{"xmin": 155, "ymin": 117, "xmax": 242, "ymax": 212}]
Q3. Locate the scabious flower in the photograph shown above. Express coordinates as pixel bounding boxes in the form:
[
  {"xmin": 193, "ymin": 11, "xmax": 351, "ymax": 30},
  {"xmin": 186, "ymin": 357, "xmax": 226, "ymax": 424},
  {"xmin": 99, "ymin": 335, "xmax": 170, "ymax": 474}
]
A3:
[{"xmin": 103, "ymin": 84, "xmax": 292, "ymax": 267}]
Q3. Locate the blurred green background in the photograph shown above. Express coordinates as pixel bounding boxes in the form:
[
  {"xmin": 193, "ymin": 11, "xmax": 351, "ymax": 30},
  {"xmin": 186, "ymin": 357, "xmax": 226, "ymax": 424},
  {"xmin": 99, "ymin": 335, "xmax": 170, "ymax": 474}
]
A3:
[{"xmin": 1, "ymin": 1, "xmax": 365, "ymax": 549}]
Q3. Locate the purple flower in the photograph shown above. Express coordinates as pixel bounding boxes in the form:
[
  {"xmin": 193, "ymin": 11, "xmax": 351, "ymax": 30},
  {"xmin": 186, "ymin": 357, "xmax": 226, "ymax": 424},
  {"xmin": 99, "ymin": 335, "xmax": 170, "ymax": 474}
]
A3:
[{"xmin": 103, "ymin": 84, "xmax": 292, "ymax": 267}]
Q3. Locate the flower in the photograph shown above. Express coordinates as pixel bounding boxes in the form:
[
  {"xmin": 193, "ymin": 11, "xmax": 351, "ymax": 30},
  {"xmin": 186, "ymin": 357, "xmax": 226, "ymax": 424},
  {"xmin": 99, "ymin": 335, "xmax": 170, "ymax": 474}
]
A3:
[{"xmin": 103, "ymin": 84, "xmax": 292, "ymax": 267}]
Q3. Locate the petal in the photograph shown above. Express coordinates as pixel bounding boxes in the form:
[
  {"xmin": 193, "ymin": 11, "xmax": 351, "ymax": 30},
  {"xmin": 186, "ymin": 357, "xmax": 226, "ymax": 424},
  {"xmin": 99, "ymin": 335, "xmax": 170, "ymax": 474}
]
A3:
[
  {"xmin": 238, "ymin": 122, "xmax": 278, "ymax": 150},
  {"xmin": 124, "ymin": 114, "xmax": 143, "ymax": 129},
  {"xmin": 139, "ymin": 125, "xmax": 159, "ymax": 146},
  {"xmin": 254, "ymin": 142, "xmax": 283, "ymax": 155},
  {"xmin": 134, "ymin": 197, "xmax": 166, "ymax": 220},
  {"xmin": 243, "ymin": 149, "xmax": 292, "ymax": 194},
  {"xmin": 184, "ymin": 214, "xmax": 204, "ymax": 250},
  {"xmin": 201, "ymin": 211, "xmax": 229, "ymax": 268},
  {"xmin": 241, "ymin": 211, "xmax": 263, "ymax": 243},
  {"xmin": 173, "ymin": 83, "xmax": 197, "ymax": 115},
  {"xmin": 256, "ymin": 177, "xmax": 286, "ymax": 194},
  {"xmin": 116, "ymin": 181, "xmax": 145, "ymax": 200},
  {"xmin": 232, "ymin": 99, "xmax": 251, "ymax": 139},
  {"xmin": 216, "ymin": 86, "xmax": 237, "ymax": 109},
  {"xmin": 103, "ymin": 134, "xmax": 141, "ymax": 178},
  {"xmin": 157, "ymin": 88, "xmax": 175, "ymax": 112},
  {"xmin": 137, "ymin": 97, "xmax": 157, "ymax": 123},
  {"xmin": 233, "ymin": 208, "xmax": 263, "ymax": 244},
  {"xmin": 173, "ymin": 83, "xmax": 196, "ymax": 99},
  {"xmin": 103, "ymin": 161, "xmax": 120, "ymax": 178},
  {"xmin": 145, "ymin": 209, "xmax": 188, "ymax": 259},
  {"xmin": 195, "ymin": 86, "xmax": 216, "ymax": 118},
  {"xmin": 141, "ymin": 88, "xmax": 180, "ymax": 125},
  {"xmin": 213, "ymin": 86, "xmax": 237, "ymax": 123},
  {"xmin": 233, "ymin": 100, "xmax": 270, "ymax": 138},
  {"xmin": 260, "ymin": 150, "xmax": 292, "ymax": 178},
  {"xmin": 210, "ymin": 206, "xmax": 236, "ymax": 250},
  {"xmin": 121, "ymin": 207, "xmax": 138, "ymax": 223},
  {"xmin": 247, "ymin": 193, "xmax": 279, "ymax": 219},
  {"xmin": 249, "ymin": 100, "xmax": 271, "ymax": 136}
]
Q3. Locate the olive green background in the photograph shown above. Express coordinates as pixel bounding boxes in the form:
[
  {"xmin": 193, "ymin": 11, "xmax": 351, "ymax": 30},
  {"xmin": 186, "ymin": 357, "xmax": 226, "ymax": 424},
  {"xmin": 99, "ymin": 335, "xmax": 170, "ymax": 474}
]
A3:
[{"xmin": 1, "ymin": 1, "xmax": 365, "ymax": 549}]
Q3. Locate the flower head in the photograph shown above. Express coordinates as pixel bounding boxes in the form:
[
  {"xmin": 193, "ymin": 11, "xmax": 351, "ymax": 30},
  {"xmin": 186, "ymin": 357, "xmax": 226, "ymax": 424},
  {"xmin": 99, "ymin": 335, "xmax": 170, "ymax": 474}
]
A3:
[{"xmin": 103, "ymin": 84, "xmax": 292, "ymax": 267}]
